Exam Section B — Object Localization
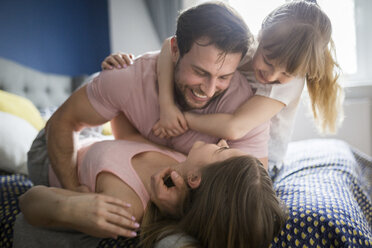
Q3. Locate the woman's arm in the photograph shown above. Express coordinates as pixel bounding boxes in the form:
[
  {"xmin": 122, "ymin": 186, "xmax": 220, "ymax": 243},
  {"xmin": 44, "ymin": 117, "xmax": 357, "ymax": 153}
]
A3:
[
  {"xmin": 185, "ymin": 95, "xmax": 285, "ymax": 140},
  {"xmin": 19, "ymin": 186, "xmax": 139, "ymax": 239}
]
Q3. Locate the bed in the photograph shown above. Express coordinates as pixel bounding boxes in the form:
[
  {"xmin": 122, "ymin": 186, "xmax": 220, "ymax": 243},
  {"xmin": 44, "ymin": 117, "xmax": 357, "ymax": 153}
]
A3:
[{"xmin": 0, "ymin": 57, "xmax": 371, "ymax": 247}]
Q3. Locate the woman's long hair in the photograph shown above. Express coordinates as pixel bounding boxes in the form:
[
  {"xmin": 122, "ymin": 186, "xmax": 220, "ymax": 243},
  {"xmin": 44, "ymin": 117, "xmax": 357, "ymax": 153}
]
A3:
[
  {"xmin": 140, "ymin": 155, "xmax": 287, "ymax": 248},
  {"xmin": 260, "ymin": 0, "xmax": 344, "ymax": 134}
]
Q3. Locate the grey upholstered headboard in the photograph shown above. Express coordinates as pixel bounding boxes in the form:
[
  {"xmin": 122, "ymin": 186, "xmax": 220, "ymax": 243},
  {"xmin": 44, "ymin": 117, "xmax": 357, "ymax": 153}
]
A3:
[{"xmin": 0, "ymin": 57, "xmax": 89, "ymax": 109}]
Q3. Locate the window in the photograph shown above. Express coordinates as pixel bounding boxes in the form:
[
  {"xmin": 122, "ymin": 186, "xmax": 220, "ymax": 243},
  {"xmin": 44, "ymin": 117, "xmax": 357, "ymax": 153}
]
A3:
[{"xmin": 229, "ymin": 0, "xmax": 372, "ymax": 86}]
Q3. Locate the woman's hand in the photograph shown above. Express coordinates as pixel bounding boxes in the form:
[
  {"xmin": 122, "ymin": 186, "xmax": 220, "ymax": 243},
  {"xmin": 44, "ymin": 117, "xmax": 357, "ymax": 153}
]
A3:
[
  {"xmin": 101, "ymin": 53, "xmax": 134, "ymax": 70},
  {"xmin": 152, "ymin": 104, "xmax": 188, "ymax": 138},
  {"xmin": 150, "ymin": 168, "xmax": 187, "ymax": 217},
  {"xmin": 66, "ymin": 194, "xmax": 140, "ymax": 239}
]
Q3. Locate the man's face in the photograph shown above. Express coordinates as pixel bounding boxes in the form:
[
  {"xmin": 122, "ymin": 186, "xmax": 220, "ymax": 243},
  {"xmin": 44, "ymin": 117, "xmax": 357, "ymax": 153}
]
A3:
[{"xmin": 173, "ymin": 38, "xmax": 242, "ymax": 110}]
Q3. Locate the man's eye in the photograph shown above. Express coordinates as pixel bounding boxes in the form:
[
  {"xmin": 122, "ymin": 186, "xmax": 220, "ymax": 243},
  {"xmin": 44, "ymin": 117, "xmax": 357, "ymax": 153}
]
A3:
[{"xmin": 195, "ymin": 70, "xmax": 206, "ymax": 76}]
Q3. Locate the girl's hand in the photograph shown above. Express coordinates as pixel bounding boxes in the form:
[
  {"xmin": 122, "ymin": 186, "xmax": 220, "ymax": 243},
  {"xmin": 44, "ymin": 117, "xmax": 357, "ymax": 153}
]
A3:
[
  {"xmin": 152, "ymin": 105, "xmax": 188, "ymax": 138},
  {"xmin": 66, "ymin": 194, "xmax": 140, "ymax": 239},
  {"xmin": 101, "ymin": 53, "xmax": 134, "ymax": 70}
]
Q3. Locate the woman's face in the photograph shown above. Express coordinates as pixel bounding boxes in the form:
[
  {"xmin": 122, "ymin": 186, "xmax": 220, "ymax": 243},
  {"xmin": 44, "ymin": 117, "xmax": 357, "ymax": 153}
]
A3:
[
  {"xmin": 184, "ymin": 139, "xmax": 246, "ymax": 173},
  {"xmin": 252, "ymin": 44, "xmax": 295, "ymax": 85}
]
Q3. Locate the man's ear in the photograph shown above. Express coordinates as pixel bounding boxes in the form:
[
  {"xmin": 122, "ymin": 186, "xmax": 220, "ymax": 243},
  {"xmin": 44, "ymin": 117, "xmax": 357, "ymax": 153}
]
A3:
[
  {"xmin": 170, "ymin": 36, "xmax": 180, "ymax": 63},
  {"xmin": 187, "ymin": 172, "xmax": 201, "ymax": 189}
]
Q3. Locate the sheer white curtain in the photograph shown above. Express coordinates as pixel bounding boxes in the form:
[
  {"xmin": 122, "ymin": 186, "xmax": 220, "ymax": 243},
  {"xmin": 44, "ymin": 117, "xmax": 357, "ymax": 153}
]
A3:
[
  {"xmin": 229, "ymin": 0, "xmax": 372, "ymax": 85},
  {"xmin": 144, "ymin": 0, "xmax": 182, "ymax": 42},
  {"xmin": 229, "ymin": 0, "xmax": 356, "ymax": 75}
]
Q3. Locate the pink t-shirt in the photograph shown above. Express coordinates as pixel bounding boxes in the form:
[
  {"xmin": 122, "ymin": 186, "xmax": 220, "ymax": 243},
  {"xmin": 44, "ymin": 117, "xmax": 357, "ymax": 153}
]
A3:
[
  {"xmin": 86, "ymin": 52, "xmax": 269, "ymax": 158},
  {"xmin": 49, "ymin": 139, "xmax": 185, "ymax": 209}
]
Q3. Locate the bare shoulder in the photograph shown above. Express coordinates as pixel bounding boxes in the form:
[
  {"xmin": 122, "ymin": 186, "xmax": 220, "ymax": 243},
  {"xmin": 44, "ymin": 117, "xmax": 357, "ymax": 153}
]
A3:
[{"xmin": 96, "ymin": 172, "xmax": 144, "ymax": 221}]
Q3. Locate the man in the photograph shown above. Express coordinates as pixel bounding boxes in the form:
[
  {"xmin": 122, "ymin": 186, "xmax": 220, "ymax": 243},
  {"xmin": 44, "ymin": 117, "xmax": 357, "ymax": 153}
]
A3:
[{"xmin": 27, "ymin": 1, "xmax": 269, "ymax": 238}]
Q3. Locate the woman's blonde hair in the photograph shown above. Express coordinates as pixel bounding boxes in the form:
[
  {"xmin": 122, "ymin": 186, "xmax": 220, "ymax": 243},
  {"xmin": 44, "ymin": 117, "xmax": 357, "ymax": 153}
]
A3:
[
  {"xmin": 140, "ymin": 155, "xmax": 287, "ymax": 248},
  {"xmin": 260, "ymin": 0, "xmax": 344, "ymax": 133}
]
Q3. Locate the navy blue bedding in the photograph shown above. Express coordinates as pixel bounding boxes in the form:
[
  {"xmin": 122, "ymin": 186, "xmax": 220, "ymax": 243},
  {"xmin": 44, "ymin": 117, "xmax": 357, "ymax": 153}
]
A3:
[
  {"xmin": 1, "ymin": 139, "xmax": 371, "ymax": 247},
  {"xmin": 0, "ymin": 174, "xmax": 32, "ymax": 248},
  {"xmin": 272, "ymin": 139, "xmax": 372, "ymax": 247}
]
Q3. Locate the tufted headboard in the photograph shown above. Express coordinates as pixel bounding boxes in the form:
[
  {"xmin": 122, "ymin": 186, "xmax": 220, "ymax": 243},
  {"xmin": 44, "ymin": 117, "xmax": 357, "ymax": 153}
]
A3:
[{"xmin": 0, "ymin": 57, "xmax": 89, "ymax": 109}]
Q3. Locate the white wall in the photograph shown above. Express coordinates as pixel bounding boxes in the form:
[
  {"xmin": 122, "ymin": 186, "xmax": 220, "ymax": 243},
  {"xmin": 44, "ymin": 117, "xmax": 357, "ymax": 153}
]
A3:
[
  {"xmin": 291, "ymin": 84, "xmax": 372, "ymax": 156},
  {"xmin": 108, "ymin": 0, "xmax": 161, "ymax": 55}
]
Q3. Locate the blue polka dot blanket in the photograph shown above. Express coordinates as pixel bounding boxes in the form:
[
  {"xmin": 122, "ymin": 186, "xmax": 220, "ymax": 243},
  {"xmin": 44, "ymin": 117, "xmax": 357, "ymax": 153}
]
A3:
[
  {"xmin": 1, "ymin": 139, "xmax": 371, "ymax": 248},
  {"xmin": 272, "ymin": 139, "xmax": 372, "ymax": 248}
]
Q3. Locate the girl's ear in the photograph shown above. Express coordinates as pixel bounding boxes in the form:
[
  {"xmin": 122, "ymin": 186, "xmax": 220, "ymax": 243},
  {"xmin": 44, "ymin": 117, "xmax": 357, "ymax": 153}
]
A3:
[
  {"xmin": 170, "ymin": 36, "xmax": 180, "ymax": 62},
  {"xmin": 187, "ymin": 172, "xmax": 201, "ymax": 189}
]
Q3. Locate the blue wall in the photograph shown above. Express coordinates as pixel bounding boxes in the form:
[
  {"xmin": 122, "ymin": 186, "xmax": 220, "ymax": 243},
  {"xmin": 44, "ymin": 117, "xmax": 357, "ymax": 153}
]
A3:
[{"xmin": 0, "ymin": 0, "xmax": 110, "ymax": 76}]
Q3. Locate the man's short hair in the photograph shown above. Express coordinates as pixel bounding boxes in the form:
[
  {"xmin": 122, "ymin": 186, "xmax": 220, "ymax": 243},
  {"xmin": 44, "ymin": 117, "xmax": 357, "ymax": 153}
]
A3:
[{"xmin": 176, "ymin": 1, "xmax": 253, "ymax": 58}]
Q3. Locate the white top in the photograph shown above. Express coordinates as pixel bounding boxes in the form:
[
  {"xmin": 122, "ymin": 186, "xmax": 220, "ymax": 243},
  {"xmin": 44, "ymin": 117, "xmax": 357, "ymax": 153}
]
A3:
[{"xmin": 241, "ymin": 70, "xmax": 305, "ymax": 168}]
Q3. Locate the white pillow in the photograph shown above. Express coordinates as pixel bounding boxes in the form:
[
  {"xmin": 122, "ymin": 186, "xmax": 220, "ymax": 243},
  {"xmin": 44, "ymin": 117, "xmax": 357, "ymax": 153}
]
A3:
[{"xmin": 0, "ymin": 111, "xmax": 38, "ymax": 174}]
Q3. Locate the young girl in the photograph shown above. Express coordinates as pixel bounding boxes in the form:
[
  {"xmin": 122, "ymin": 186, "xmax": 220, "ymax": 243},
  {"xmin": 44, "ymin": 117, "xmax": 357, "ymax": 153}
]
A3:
[
  {"xmin": 19, "ymin": 136, "xmax": 286, "ymax": 248},
  {"xmin": 102, "ymin": 0, "xmax": 344, "ymax": 169}
]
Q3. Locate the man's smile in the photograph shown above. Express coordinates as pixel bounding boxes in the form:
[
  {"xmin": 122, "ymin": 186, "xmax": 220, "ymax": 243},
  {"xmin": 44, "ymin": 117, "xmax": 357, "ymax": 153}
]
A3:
[{"xmin": 191, "ymin": 89, "xmax": 208, "ymax": 99}]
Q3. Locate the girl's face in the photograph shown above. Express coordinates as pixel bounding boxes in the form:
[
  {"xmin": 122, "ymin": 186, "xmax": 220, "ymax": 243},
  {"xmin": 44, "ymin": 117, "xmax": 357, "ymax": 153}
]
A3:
[
  {"xmin": 183, "ymin": 139, "xmax": 246, "ymax": 173},
  {"xmin": 252, "ymin": 44, "xmax": 295, "ymax": 85}
]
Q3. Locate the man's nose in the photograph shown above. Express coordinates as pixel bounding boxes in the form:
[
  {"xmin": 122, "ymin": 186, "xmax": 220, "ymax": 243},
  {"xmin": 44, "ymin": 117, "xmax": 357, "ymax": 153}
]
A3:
[{"xmin": 201, "ymin": 78, "xmax": 217, "ymax": 98}]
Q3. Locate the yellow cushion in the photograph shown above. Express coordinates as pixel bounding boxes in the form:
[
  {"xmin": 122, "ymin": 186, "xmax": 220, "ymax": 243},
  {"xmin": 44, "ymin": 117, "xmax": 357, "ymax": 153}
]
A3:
[
  {"xmin": 102, "ymin": 121, "xmax": 112, "ymax": 135},
  {"xmin": 0, "ymin": 90, "xmax": 45, "ymax": 130}
]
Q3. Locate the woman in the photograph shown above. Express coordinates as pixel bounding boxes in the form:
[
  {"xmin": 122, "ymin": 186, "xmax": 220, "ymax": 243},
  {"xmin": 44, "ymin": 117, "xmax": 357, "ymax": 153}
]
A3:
[{"xmin": 19, "ymin": 133, "xmax": 287, "ymax": 248}]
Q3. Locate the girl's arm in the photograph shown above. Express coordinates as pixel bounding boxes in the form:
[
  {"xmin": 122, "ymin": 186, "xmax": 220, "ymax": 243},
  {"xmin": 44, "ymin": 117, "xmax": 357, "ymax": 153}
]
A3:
[
  {"xmin": 19, "ymin": 185, "xmax": 139, "ymax": 239},
  {"xmin": 152, "ymin": 37, "xmax": 188, "ymax": 138},
  {"xmin": 185, "ymin": 95, "xmax": 285, "ymax": 140}
]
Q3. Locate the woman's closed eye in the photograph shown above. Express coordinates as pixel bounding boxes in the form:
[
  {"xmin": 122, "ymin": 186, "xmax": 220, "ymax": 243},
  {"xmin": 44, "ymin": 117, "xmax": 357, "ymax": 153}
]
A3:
[{"xmin": 215, "ymin": 146, "xmax": 229, "ymax": 154}]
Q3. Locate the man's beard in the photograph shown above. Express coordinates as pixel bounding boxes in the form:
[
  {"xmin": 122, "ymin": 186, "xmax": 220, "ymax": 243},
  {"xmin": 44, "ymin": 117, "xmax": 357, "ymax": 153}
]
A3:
[
  {"xmin": 174, "ymin": 82, "xmax": 193, "ymax": 111},
  {"xmin": 172, "ymin": 60, "xmax": 227, "ymax": 111},
  {"xmin": 173, "ymin": 80, "xmax": 226, "ymax": 111}
]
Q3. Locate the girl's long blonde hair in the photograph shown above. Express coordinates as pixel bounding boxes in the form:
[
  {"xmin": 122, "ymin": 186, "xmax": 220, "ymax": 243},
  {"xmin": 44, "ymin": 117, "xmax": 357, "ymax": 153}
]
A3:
[
  {"xmin": 140, "ymin": 156, "xmax": 287, "ymax": 248},
  {"xmin": 260, "ymin": 0, "xmax": 344, "ymax": 133}
]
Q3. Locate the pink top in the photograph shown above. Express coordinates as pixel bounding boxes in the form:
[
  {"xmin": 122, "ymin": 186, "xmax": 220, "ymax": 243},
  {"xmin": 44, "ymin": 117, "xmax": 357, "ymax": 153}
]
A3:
[
  {"xmin": 86, "ymin": 52, "xmax": 269, "ymax": 158},
  {"xmin": 49, "ymin": 139, "xmax": 186, "ymax": 209}
]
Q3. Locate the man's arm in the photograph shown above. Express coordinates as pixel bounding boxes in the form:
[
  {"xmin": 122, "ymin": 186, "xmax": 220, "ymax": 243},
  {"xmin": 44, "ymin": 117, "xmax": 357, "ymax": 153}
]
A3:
[
  {"xmin": 110, "ymin": 111, "xmax": 143, "ymax": 141},
  {"xmin": 47, "ymin": 85, "xmax": 108, "ymax": 191}
]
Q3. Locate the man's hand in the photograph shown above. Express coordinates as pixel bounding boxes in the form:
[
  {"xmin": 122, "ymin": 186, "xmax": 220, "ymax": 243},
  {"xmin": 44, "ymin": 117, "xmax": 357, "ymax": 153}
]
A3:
[
  {"xmin": 66, "ymin": 194, "xmax": 140, "ymax": 239},
  {"xmin": 150, "ymin": 168, "xmax": 187, "ymax": 217}
]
